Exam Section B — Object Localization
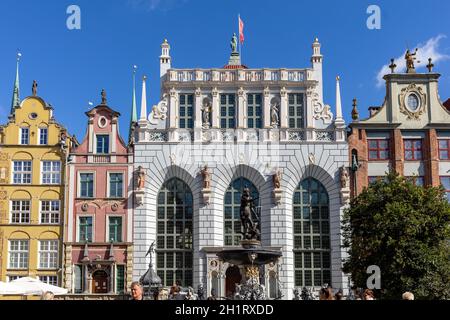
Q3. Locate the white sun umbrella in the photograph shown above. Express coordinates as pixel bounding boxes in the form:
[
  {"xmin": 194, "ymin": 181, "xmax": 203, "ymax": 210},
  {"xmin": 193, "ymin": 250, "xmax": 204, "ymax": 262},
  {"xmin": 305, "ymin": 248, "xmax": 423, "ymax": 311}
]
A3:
[
  {"xmin": 11, "ymin": 277, "xmax": 68, "ymax": 295},
  {"xmin": 0, "ymin": 281, "xmax": 27, "ymax": 295}
]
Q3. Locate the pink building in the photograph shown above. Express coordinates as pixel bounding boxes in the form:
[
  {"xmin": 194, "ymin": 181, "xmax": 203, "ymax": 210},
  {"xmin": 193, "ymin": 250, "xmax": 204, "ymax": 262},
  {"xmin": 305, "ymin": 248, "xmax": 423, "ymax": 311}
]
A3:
[{"xmin": 63, "ymin": 92, "xmax": 134, "ymax": 294}]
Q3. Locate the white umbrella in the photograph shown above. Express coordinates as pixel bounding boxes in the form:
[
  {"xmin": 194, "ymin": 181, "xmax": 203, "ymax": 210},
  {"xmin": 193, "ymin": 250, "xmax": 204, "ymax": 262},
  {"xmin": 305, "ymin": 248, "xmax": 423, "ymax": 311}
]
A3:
[
  {"xmin": 0, "ymin": 281, "xmax": 26, "ymax": 295},
  {"xmin": 11, "ymin": 277, "xmax": 68, "ymax": 295}
]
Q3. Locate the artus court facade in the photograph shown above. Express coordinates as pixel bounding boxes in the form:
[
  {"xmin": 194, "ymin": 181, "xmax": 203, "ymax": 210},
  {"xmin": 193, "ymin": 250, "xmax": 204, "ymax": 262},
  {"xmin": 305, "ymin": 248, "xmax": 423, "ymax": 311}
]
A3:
[{"xmin": 131, "ymin": 38, "xmax": 351, "ymax": 299}]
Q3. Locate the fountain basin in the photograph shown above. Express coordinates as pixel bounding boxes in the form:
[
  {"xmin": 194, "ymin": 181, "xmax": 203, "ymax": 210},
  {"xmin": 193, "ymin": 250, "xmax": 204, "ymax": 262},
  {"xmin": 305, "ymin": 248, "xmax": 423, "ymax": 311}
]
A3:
[{"xmin": 217, "ymin": 247, "xmax": 282, "ymax": 266}]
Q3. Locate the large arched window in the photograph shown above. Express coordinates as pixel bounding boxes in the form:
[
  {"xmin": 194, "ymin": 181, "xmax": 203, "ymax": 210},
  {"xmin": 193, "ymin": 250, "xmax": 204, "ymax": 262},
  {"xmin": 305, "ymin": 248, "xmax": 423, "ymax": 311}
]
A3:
[
  {"xmin": 224, "ymin": 177, "xmax": 259, "ymax": 246},
  {"xmin": 156, "ymin": 178, "xmax": 193, "ymax": 287},
  {"xmin": 293, "ymin": 178, "xmax": 331, "ymax": 287}
]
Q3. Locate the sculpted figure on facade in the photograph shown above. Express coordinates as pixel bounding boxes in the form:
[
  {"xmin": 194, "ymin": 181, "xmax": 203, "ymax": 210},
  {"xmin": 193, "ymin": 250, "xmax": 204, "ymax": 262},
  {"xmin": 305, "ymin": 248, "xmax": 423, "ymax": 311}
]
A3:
[
  {"xmin": 201, "ymin": 165, "xmax": 211, "ymax": 190},
  {"xmin": 201, "ymin": 98, "xmax": 211, "ymax": 129},
  {"xmin": 270, "ymin": 98, "xmax": 280, "ymax": 128},
  {"xmin": 272, "ymin": 169, "xmax": 281, "ymax": 189},
  {"xmin": 240, "ymin": 188, "xmax": 260, "ymax": 241},
  {"xmin": 340, "ymin": 165, "xmax": 349, "ymax": 189},
  {"xmin": 137, "ymin": 166, "xmax": 146, "ymax": 190}
]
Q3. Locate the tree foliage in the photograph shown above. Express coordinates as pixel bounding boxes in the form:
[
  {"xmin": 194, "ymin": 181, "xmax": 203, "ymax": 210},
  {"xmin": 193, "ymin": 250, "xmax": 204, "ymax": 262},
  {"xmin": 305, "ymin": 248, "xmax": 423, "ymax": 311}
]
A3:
[{"xmin": 342, "ymin": 172, "xmax": 450, "ymax": 299}]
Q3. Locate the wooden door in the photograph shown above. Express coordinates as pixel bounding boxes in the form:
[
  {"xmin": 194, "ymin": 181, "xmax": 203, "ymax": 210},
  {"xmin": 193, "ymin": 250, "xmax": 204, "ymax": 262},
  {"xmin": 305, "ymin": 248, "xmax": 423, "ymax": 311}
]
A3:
[{"xmin": 92, "ymin": 270, "xmax": 108, "ymax": 294}]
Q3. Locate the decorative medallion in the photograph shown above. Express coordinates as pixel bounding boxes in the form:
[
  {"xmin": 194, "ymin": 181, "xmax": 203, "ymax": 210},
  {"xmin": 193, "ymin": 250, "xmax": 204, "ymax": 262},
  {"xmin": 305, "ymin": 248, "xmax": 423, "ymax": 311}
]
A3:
[
  {"xmin": 111, "ymin": 203, "xmax": 119, "ymax": 212},
  {"xmin": 399, "ymin": 83, "xmax": 426, "ymax": 120},
  {"xmin": 0, "ymin": 153, "xmax": 8, "ymax": 161},
  {"xmin": 81, "ymin": 202, "xmax": 89, "ymax": 212},
  {"xmin": 0, "ymin": 190, "xmax": 7, "ymax": 200},
  {"xmin": 98, "ymin": 116, "xmax": 108, "ymax": 128}
]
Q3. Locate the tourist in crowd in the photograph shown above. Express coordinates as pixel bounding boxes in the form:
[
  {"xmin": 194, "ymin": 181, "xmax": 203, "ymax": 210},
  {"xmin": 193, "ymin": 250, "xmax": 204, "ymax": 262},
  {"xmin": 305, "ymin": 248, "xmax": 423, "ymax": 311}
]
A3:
[
  {"xmin": 402, "ymin": 291, "xmax": 414, "ymax": 300},
  {"xmin": 319, "ymin": 285, "xmax": 334, "ymax": 300},
  {"xmin": 207, "ymin": 288, "xmax": 217, "ymax": 300},
  {"xmin": 40, "ymin": 291, "xmax": 54, "ymax": 300},
  {"xmin": 130, "ymin": 282, "xmax": 144, "ymax": 300},
  {"xmin": 169, "ymin": 280, "xmax": 181, "ymax": 299},
  {"xmin": 363, "ymin": 289, "xmax": 375, "ymax": 300},
  {"xmin": 334, "ymin": 289, "xmax": 343, "ymax": 300}
]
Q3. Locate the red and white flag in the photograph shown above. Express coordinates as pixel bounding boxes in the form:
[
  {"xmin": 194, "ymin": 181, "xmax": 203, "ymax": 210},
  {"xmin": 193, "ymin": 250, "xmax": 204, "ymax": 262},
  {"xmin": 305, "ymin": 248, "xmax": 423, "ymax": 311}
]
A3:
[{"xmin": 239, "ymin": 15, "xmax": 245, "ymax": 44}]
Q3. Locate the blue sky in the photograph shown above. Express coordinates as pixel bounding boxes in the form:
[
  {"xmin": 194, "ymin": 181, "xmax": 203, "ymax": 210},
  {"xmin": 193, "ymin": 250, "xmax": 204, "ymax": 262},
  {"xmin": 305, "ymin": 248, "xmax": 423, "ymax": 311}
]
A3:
[{"xmin": 1, "ymin": 0, "xmax": 450, "ymax": 141}]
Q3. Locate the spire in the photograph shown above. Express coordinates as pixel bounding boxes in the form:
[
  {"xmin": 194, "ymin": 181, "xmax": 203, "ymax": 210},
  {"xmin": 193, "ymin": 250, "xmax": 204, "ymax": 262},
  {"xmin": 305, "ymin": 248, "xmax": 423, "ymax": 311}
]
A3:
[
  {"xmin": 129, "ymin": 65, "xmax": 138, "ymax": 143},
  {"xmin": 335, "ymin": 76, "xmax": 343, "ymax": 121},
  {"xmin": 10, "ymin": 52, "xmax": 21, "ymax": 116},
  {"xmin": 139, "ymin": 76, "xmax": 148, "ymax": 121}
]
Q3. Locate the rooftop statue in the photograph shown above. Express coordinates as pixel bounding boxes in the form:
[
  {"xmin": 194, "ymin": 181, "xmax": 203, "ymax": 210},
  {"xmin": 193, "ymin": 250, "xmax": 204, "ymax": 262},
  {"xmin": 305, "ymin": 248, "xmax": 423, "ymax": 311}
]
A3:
[
  {"xmin": 405, "ymin": 48, "xmax": 418, "ymax": 73},
  {"xmin": 231, "ymin": 33, "xmax": 238, "ymax": 53}
]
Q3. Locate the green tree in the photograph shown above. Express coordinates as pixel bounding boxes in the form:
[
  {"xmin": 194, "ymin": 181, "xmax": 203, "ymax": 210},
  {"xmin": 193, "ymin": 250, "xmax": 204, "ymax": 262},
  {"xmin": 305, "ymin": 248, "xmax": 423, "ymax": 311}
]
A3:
[{"xmin": 342, "ymin": 172, "xmax": 450, "ymax": 299}]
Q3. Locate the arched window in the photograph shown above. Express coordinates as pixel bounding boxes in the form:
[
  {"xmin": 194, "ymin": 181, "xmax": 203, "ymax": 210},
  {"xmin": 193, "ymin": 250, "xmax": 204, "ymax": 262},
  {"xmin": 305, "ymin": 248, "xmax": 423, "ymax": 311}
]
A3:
[
  {"xmin": 224, "ymin": 177, "xmax": 259, "ymax": 246},
  {"xmin": 156, "ymin": 178, "xmax": 193, "ymax": 287},
  {"xmin": 293, "ymin": 178, "xmax": 331, "ymax": 287}
]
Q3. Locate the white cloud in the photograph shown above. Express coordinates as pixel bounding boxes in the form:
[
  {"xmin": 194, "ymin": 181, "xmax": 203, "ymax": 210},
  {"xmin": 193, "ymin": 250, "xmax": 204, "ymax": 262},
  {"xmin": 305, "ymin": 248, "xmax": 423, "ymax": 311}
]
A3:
[{"xmin": 376, "ymin": 35, "xmax": 450, "ymax": 87}]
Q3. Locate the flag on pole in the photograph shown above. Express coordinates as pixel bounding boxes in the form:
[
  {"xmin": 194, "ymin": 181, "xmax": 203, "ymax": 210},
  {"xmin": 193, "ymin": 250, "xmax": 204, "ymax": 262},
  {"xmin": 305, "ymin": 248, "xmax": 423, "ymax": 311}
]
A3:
[{"xmin": 239, "ymin": 15, "xmax": 245, "ymax": 44}]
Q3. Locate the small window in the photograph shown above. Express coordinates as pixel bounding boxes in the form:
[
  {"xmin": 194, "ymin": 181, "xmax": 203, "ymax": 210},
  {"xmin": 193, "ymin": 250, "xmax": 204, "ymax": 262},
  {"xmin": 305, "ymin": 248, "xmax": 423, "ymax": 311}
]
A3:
[
  {"xmin": 440, "ymin": 177, "xmax": 450, "ymax": 202},
  {"xmin": 109, "ymin": 217, "xmax": 123, "ymax": 243},
  {"xmin": 79, "ymin": 173, "xmax": 94, "ymax": 198},
  {"xmin": 438, "ymin": 139, "xmax": 450, "ymax": 160},
  {"xmin": 96, "ymin": 135, "xmax": 109, "ymax": 154},
  {"xmin": 20, "ymin": 128, "xmax": 29, "ymax": 145},
  {"xmin": 40, "ymin": 200, "xmax": 60, "ymax": 224},
  {"xmin": 29, "ymin": 113, "xmax": 38, "ymax": 120},
  {"xmin": 39, "ymin": 240, "xmax": 58, "ymax": 269},
  {"xmin": 404, "ymin": 139, "xmax": 422, "ymax": 160},
  {"xmin": 39, "ymin": 128, "xmax": 48, "ymax": 145},
  {"xmin": 79, "ymin": 217, "xmax": 93, "ymax": 242},
  {"xmin": 42, "ymin": 161, "xmax": 61, "ymax": 184},
  {"xmin": 11, "ymin": 200, "xmax": 31, "ymax": 224},
  {"xmin": 9, "ymin": 240, "xmax": 29, "ymax": 269},
  {"xmin": 109, "ymin": 173, "xmax": 123, "ymax": 198},
  {"xmin": 13, "ymin": 161, "xmax": 32, "ymax": 184},
  {"xmin": 368, "ymin": 139, "xmax": 390, "ymax": 160}
]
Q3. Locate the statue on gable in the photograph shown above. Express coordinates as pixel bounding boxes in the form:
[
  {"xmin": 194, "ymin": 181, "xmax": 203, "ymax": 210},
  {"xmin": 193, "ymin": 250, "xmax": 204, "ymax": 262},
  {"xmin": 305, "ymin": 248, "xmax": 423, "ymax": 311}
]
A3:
[{"xmin": 405, "ymin": 48, "xmax": 418, "ymax": 73}]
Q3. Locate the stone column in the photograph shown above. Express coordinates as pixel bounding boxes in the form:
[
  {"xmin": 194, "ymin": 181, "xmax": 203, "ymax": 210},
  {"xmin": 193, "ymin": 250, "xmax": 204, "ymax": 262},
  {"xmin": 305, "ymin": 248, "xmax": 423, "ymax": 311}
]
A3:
[
  {"xmin": 263, "ymin": 87, "xmax": 271, "ymax": 128},
  {"xmin": 237, "ymin": 87, "xmax": 246, "ymax": 129},
  {"xmin": 194, "ymin": 88, "xmax": 202, "ymax": 129},
  {"xmin": 280, "ymin": 87, "xmax": 288, "ymax": 128},
  {"xmin": 83, "ymin": 264, "xmax": 89, "ymax": 293},
  {"xmin": 169, "ymin": 88, "xmax": 178, "ymax": 129},
  {"xmin": 211, "ymin": 88, "xmax": 219, "ymax": 128}
]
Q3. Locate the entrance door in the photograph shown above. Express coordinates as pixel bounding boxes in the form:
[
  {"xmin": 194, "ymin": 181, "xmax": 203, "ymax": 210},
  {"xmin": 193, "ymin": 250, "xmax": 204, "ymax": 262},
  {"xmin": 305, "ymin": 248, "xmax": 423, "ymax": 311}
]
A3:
[
  {"xmin": 92, "ymin": 270, "xmax": 108, "ymax": 294},
  {"xmin": 225, "ymin": 266, "xmax": 242, "ymax": 298}
]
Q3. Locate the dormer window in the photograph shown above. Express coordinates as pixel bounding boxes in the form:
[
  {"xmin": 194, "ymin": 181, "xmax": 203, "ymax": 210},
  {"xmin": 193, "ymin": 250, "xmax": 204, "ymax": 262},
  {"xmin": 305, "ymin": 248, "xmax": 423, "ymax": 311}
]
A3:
[{"xmin": 96, "ymin": 135, "xmax": 109, "ymax": 154}]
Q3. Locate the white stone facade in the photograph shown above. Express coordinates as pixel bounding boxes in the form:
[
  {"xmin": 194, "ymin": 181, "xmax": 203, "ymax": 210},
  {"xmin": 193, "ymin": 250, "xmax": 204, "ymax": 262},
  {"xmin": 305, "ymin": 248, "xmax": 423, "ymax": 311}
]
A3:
[{"xmin": 132, "ymin": 38, "xmax": 349, "ymax": 299}]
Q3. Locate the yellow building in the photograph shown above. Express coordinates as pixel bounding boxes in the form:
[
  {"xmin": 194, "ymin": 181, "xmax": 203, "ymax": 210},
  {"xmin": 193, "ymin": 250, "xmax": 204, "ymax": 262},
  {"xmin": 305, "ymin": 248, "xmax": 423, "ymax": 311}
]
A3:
[{"xmin": 0, "ymin": 59, "xmax": 71, "ymax": 286}]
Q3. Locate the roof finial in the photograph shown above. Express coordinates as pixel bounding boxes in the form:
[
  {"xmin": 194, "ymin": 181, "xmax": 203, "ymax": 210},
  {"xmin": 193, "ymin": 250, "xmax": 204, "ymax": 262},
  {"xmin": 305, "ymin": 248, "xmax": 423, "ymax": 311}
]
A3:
[
  {"xmin": 32, "ymin": 80, "xmax": 38, "ymax": 96},
  {"xmin": 389, "ymin": 58, "xmax": 397, "ymax": 73},
  {"xmin": 426, "ymin": 58, "xmax": 434, "ymax": 72},
  {"xmin": 101, "ymin": 88, "xmax": 107, "ymax": 105},
  {"xmin": 351, "ymin": 98, "xmax": 359, "ymax": 121},
  {"xmin": 139, "ymin": 76, "xmax": 148, "ymax": 121}
]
